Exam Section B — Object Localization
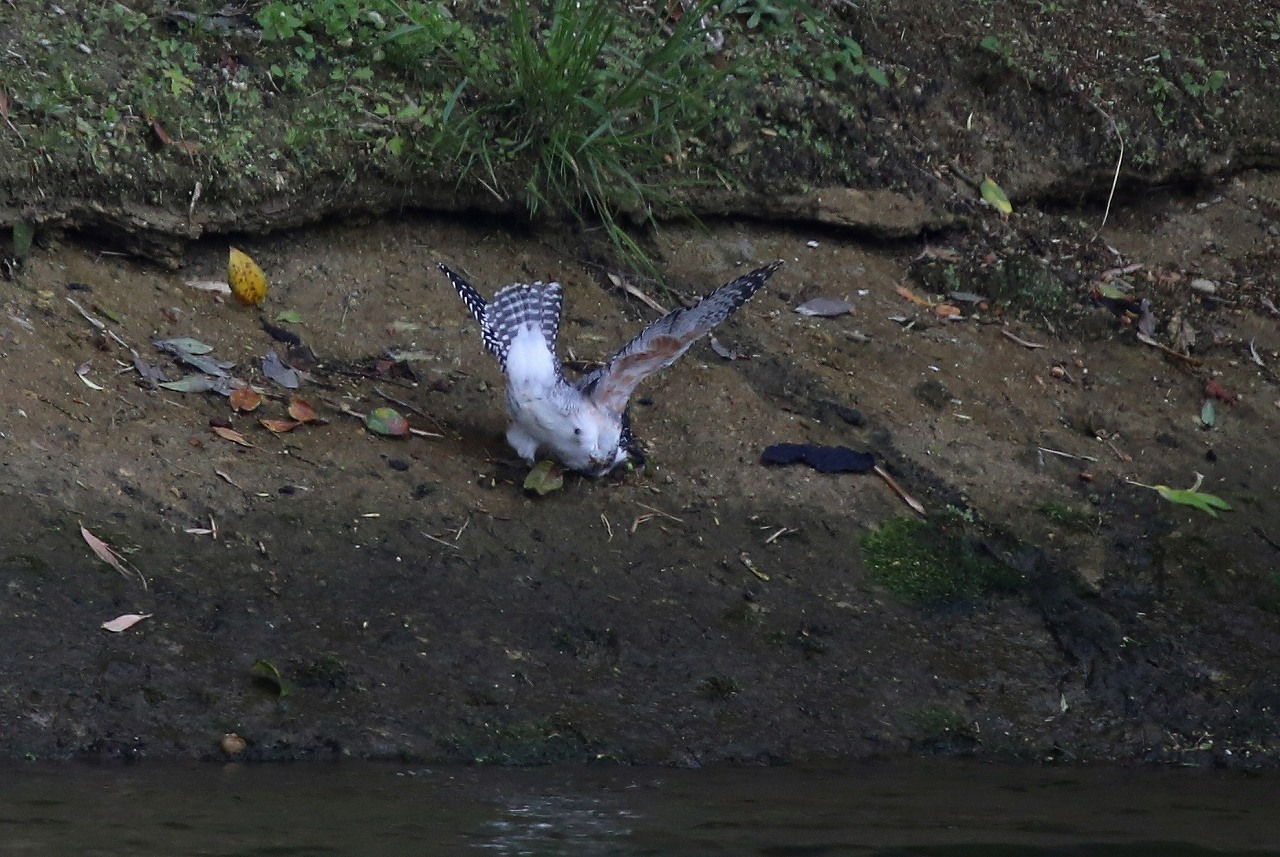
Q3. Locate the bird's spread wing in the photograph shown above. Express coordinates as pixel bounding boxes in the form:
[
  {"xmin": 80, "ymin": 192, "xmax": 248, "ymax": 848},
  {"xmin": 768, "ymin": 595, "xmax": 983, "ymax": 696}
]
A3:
[
  {"xmin": 439, "ymin": 263, "xmax": 564, "ymax": 377},
  {"xmin": 439, "ymin": 263, "xmax": 496, "ymax": 351},
  {"xmin": 484, "ymin": 281, "xmax": 564, "ymax": 375},
  {"xmin": 582, "ymin": 260, "xmax": 782, "ymax": 417}
]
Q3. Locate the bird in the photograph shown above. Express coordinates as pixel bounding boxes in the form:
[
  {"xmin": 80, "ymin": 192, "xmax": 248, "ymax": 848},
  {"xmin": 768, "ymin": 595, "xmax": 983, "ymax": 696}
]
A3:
[{"xmin": 438, "ymin": 260, "xmax": 783, "ymax": 476}]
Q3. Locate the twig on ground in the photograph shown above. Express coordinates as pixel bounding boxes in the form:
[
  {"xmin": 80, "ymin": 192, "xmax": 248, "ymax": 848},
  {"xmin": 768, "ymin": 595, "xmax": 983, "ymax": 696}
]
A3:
[
  {"xmin": 1001, "ymin": 328, "xmax": 1047, "ymax": 349},
  {"xmin": 873, "ymin": 465, "xmax": 926, "ymax": 516},
  {"xmin": 1038, "ymin": 446, "xmax": 1100, "ymax": 463},
  {"xmin": 1087, "ymin": 99, "xmax": 1124, "ymax": 234}
]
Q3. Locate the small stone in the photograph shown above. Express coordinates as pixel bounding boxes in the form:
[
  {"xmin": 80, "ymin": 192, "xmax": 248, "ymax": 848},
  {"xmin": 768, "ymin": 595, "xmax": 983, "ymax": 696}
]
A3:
[
  {"xmin": 220, "ymin": 733, "xmax": 247, "ymax": 755},
  {"xmin": 1190, "ymin": 278, "xmax": 1216, "ymax": 294}
]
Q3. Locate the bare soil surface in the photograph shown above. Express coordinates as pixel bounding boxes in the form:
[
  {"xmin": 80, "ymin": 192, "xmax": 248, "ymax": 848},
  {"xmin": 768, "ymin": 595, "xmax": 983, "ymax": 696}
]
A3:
[{"xmin": 1, "ymin": 1, "xmax": 1279, "ymax": 766}]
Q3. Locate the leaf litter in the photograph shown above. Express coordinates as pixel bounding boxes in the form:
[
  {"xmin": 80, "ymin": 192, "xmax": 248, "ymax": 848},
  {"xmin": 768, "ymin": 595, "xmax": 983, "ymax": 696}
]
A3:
[
  {"xmin": 102, "ymin": 613, "xmax": 152, "ymax": 633},
  {"xmin": 81, "ymin": 525, "xmax": 147, "ymax": 588}
]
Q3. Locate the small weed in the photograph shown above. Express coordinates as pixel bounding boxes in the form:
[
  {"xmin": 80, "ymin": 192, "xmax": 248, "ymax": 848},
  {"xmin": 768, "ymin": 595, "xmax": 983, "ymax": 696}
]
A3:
[
  {"xmin": 860, "ymin": 517, "xmax": 1021, "ymax": 606},
  {"xmin": 910, "ymin": 704, "xmax": 979, "ymax": 753},
  {"xmin": 980, "ymin": 34, "xmax": 1015, "ymax": 66},
  {"xmin": 1037, "ymin": 502, "xmax": 1101, "ymax": 533}
]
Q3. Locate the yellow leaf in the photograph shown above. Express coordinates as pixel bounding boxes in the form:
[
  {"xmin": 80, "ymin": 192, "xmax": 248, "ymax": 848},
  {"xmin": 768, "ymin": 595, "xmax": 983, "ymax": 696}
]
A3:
[
  {"xmin": 980, "ymin": 177, "xmax": 1013, "ymax": 215},
  {"xmin": 228, "ymin": 247, "xmax": 269, "ymax": 306}
]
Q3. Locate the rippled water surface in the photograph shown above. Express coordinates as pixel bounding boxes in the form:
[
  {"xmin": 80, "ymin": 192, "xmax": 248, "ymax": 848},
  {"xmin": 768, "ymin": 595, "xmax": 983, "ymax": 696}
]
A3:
[{"xmin": 2, "ymin": 760, "xmax": 1277, "ymax": 856}]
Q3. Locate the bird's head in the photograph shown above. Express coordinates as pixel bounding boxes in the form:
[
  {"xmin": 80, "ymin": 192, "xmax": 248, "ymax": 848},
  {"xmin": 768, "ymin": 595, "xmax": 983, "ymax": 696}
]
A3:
[{"xmin": 562, "ymin": 407, "xmax": 642, "ymax": 477}]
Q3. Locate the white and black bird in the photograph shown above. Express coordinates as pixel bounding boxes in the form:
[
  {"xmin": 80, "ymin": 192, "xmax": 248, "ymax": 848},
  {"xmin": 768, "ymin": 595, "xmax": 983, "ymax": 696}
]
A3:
[{"xmin": 438, "ymin": 260, "xmax": 783, "ymax": 476}]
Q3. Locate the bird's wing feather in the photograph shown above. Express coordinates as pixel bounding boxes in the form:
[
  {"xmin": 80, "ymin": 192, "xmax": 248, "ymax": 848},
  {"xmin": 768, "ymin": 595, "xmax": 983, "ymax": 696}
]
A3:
[
  {"xmin": 439, "ymin": 264, "xmax": 499, "ymax": 355},
  {"xmin": 439, "ymin": 263, "xmax": 564, "ymax": 376},
  {"xmin": 583, "ymin": 261, "xmax": 782, "ymax": 417}
]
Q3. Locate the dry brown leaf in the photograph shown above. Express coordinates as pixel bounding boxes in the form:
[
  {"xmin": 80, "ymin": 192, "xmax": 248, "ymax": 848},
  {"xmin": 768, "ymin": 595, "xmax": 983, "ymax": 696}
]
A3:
[
  {"xmin": 229, "ymin": 387, "xmax": 262, "ymax": 412},
  {"xmin": 212, "ymin": 426, "xmax": 256, "ymax": 448},
  {"xmin": 145, "ymin": 113, "xmax": 173, "ymax": 146},
  {"xmin": 934, "ymin": 303, "xmax": 961, "ymax": 318},
  {"xmin": 260, "ymin": 417, "xmax": 301, "ymax": 433},
  {"xmin": 184, "ymin": 279, "xmax": 232, "ymax": 295},
  {"xmin": 102, "ymin": 613, "xmax": 153, "ymax": 633},
  {"xmin": 287, "ymin": 397, "xmax": 323, "ymax": 423},
  {"xmin": 81, "ymin": 526, "xmax": 131, "ymax": 578},
  {"xmin": 895, "ymin": 284, "xmax": 932, "ymax": 307}
]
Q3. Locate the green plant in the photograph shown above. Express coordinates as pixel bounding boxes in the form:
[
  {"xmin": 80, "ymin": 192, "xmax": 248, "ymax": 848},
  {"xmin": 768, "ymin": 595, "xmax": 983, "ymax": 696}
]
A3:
[
  {"xmin": 860, "ymin": 517, "xmax": 1020, "ymax": 606},
  {"xmin": 1037, "ymin": 502, "xmax": 1102, "ymax": 533},
  {"xmin": 407, "ymin": 0, "xmax": 732, "ymax": 273},
  {"xmin": 980, "ymin": 34, "xmax": 1015, "ymax": 66}
]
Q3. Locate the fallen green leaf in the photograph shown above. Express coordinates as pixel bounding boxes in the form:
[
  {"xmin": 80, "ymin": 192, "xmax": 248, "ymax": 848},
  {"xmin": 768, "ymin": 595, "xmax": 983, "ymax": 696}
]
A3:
[
  {"xmin": 1200, "ymin": 399, "xmax": 1215, "ymax": 427},
  {"xmin": 157, "ymin": 375, "xmax": 217, "ymax": 393},
  {"xmin": 980, "ymin": 177, "xmax": 1013, "ymax": 215},
  {"xmin": 365, "ymin": 406, "xmax": 408, "ymax": 437},
  {"xmin": 250, "ymin": 659, "xmax": 292, "ymax": 698},
  {"xmin": 1094, "ymin": 282, "xmax": 1132, "ymax": 301},
  {"xmin": 153, "ymin": 336, "xmax": 214, "ymax": 355},
  {"xmin": 95, "ymin": 304, "xmax": 123, "ymax": 325},
  {"xmin": 1154, "ymin": 486, "xmax": 1232, "ymax": 517},
  {"xmin": 523, "ymin": 460, "xmax": 564, "ymax": 495},
  {"xmin": 275, "ymin": 309, "xmax": 303, "ymax": 324}
]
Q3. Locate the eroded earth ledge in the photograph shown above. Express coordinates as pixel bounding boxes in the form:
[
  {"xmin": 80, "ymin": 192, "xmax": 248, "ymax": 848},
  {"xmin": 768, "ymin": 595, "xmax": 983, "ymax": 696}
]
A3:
[{"xmin": 0, "ymin": 2, "xmax": 1277, "ymax": 765}]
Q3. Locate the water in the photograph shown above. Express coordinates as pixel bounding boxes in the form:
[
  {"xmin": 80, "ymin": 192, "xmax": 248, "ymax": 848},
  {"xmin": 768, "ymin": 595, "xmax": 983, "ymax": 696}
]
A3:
[{"xmin": 1, "ymin": 760, "xmax": 1276, "ymax": 856}]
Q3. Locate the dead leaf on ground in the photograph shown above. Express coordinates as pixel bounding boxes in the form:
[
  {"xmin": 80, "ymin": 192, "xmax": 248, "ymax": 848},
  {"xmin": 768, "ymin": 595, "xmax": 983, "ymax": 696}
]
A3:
[
  {"xmin": 81, "ymin": 525, "xmax": 146, "ymax": 587},
  {"xmin": 102, "ymin": 613, "xmax": 153, "ymax": 633},
  {"xmin": 262, "ymin": 351, "xmax": 301, "ymax": 389},
  {"xmin": 81, "ymin": 526, "xmax": 129, "ymax": 577},
  {"xmin": 523, "ymin": 460, "xmax": 565, "ymax": 495},
  {"xmin": 895, "ymin": 284, "xmax": 932, "ymax": 308},
  {"xmin": 934, "ymin": 303, "xmax": 961, "ymax": 318},
  {"xmin": 229, "ymin": 387, "xmax": 262, "ymax": 412},
  {"xmin": 287, "ymin": 397, "xmax": 325, "ymax": 423},
  {"xmin": 365, "ymin": 407, "xmax": 409, "ymax": 437},
  {"xmin": 795, "ymin": 297, "xmax": 854, "ymax": 317},
  {"xmin": 260, "ymin": 417, "xmax": 301, "ymax": 433},
  {"xmin": 1205, "ymin": 379, "xmax": 1238, "ymax": 406},
  {"xmin": 212, "ymin": 426, "xmax": 256, "ymax": 448},
  {"xmin": 184, "ymin": 279, "xmax": 232, "ymax": 296},
  {"xmin": 709, "ymin": 335, "xmax": 740, "ymax": 360},
  {"xmin": 144, "ymin": 113, "xmax": 173, "ymax": 146},
  {"xmin": 228, "ymin": 247, "xmax": 269, "ymax": 306},
  {"xmin": 76, "ymin": 361, "xmax": 105, "ymax": 390}
]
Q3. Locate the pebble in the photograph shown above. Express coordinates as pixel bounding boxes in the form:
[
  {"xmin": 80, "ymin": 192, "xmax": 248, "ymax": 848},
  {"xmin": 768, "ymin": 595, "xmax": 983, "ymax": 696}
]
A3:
[{"xmin": 1190, "ymin": 278, "xmax": 1216, "ymax": 294}]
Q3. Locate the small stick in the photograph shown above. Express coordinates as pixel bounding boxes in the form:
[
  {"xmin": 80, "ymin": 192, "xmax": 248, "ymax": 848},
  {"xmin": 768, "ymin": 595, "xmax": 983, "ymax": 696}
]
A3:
[
  {"xmin": 763, "ymin": 527, "xmax": 793, "ymax": 545},
  {"xmin": 421, "ymin": 531, "xmax": 459, "ymax": 550},
  {"xmin": 634, "ymin": 501, "xmax": 684, "ymax": 524},
  {"xmin": 873, "ymin": 465, "xmax": 926, "ymax": 516},
  {"xmin": 374, "ymin": 385, "xmax": 428, "ymax": 417},
  {"xmin": 1105, "ymin": 439, "xmax": 1132, "ymax": 462},
  {"xmin": 600, "ymin": 512, "xmax": 613, "ymax": 541},
  {"xmin": 1001, "ymin": 328, "xmax": 1047, "ymax": 349},
  {"xmin": 1136, "ymin": 331, "xmax": 1203, "ymax": 366},
  {"xmin": 1037, "ymin": 446, "xmax": 1100, "ymax": 463},
  {"xmin": 1087, "ymin": 99, "xmax": 1124, "ymax": 234}
]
